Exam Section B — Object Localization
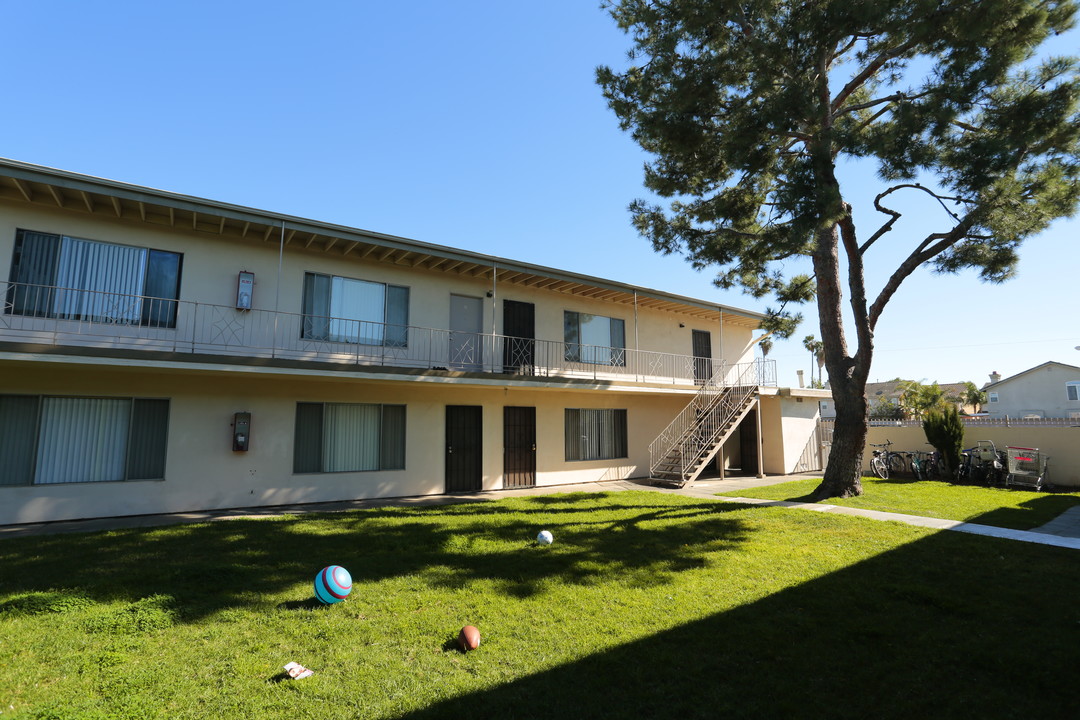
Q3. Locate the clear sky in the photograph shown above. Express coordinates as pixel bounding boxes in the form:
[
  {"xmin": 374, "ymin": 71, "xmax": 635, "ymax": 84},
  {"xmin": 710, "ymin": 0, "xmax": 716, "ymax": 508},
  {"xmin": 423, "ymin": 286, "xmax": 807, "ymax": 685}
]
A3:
[{"xmin": 3, "ymin": 1, "xmax": 1077, "ymax": 389}]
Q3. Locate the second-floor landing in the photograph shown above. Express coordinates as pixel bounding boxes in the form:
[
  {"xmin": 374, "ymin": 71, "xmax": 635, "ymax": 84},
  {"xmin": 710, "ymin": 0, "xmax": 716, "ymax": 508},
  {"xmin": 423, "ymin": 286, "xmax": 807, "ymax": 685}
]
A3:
[{"xmin": 0, "ymin": 283, "xmax": 777, "ymax": 392}]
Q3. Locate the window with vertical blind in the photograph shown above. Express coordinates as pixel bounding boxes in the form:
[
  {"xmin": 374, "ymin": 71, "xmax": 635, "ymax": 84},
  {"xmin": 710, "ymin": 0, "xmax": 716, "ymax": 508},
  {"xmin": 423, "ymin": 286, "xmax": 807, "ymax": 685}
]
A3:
[
  {"xmin": 301, "ymin": 273, "xmax": 409, "ymax": 347},
  {"xmin": 7, "ymin": 229, "xmax": 182, "ymax": 327},
  {"xmin": 293, "ymin": 403, "xmax": 406, "ymax": 473},
  {"xmin": 563, "ymin": 311, "xmax": 626, "ymax": 366},
  {"xmin": 564, "ymin": 408, "xmax": 628, "ymax": 461},
  {"xmin": 0, "ymin": 396, "xmax": 169, "ymax": 486}
]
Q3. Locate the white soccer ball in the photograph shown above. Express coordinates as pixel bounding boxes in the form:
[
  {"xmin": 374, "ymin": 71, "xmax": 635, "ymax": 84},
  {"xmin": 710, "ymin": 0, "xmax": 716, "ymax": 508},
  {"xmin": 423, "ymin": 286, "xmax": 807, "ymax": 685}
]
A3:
[{"xmin": 536, "ymin": 530, "xmax": 554, "ymax": 545}]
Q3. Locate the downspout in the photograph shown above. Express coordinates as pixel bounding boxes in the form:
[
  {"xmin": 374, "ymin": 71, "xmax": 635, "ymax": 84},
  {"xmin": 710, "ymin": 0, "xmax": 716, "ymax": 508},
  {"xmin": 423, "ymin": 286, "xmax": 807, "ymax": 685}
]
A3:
[
  {"xmin": 633, "ymin": 291, "xmax": 639, "ymax": 349},
  {"xmin": 718, "ymin": 306, "xmax": 724, "ymax": 375},
  {"xmin": 273, "ymin": 220, "xmax": 285, "ymax": 357},
  {"xmin": 491, "ymin": 263, "xmax": 497, "ymax": 335}
]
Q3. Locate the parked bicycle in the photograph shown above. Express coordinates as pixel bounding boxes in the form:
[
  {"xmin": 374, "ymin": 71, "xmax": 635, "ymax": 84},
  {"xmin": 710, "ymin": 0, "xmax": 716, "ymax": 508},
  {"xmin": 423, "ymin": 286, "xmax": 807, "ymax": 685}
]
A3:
[
  {"xmin": 905, "ymin": 451, "xmax": 927, "ymax": 480},
  {"xmin": 959, "ymin": 440, "xmax": 1006, "ymax": 485},
  {"xmin": 868, "ymin": 440, "xmax": 903, "ymax": 479}
]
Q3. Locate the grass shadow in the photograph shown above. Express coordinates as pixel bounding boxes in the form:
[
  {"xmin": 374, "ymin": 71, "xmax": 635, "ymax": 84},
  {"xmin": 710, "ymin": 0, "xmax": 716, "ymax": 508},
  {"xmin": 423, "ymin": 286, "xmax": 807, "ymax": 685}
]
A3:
[
  {"xmin": 966, "ymin": 492, "xmax": 1080, "ymax": 530},
  {"xmin": 0, "ymin": 492, "xmax": 754, "ymax": 623},
  {"xmin": 398, "ymin": 524, "xmax": 1080, "ymax": 719}
]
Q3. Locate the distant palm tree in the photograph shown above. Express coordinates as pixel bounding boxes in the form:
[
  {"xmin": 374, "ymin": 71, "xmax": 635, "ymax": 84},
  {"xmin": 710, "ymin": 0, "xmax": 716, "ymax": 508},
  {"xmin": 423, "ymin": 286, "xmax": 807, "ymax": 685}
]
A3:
[
  {"xmin": 802, "ymin": 335, "xmax": 824, "ymax": 386},
  {"xmin": 961, "ymin": 381, "xmax": 988, "ymax": 414}
]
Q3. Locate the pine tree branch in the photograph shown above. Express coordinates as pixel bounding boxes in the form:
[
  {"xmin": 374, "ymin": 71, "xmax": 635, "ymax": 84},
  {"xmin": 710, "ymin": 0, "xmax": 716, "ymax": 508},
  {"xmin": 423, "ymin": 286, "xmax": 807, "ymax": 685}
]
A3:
[
  {"xmin": 834, "ymin": 90, "xmax": 935, "ymax": 118},
  {"xmin": 867, "ymin": 217, "xmax": 975, "ymax": 329},
  {"xmin": 859, "ymin": 184, "xmax": 971, "ymax": 254},
  {"xmin": 838, "ymin": 206, "xmax": 873, "ymax": 364},
  {"xmin": 830, "ymin": 39, "xmax": 919, "ymax": 114}
]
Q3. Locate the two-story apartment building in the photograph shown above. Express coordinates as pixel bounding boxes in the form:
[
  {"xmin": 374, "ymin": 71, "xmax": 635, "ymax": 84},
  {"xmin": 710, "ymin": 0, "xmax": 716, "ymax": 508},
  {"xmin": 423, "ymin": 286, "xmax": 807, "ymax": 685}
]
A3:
[{"xmin": 0, "ymin": 159, "xmax": 822, "ymax": 525}]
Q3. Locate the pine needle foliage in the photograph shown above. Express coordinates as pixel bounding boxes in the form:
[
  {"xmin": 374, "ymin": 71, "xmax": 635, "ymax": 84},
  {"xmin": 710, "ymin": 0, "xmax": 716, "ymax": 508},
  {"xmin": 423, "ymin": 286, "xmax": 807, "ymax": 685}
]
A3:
[{"xmin": 597, "ymin": 0, "xmax": 1080, "ymax": 498}]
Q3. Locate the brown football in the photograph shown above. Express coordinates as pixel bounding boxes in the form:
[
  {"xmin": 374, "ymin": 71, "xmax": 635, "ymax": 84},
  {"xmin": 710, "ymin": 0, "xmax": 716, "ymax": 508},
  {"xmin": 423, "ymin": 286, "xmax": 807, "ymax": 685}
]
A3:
[{"xmin": 457, "ymin": 625, "xmax": 481, "ymax": 651}]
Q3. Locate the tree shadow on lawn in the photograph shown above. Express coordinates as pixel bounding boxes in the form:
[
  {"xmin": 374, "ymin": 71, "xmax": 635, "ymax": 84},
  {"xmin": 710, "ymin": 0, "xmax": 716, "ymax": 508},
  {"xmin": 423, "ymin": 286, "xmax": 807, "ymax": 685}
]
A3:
[
  {"xmin": 0, "ymin": 493, "xmax": 753, "ymax": 621},
  {"xmin": 399, "ymin": 528, "xmax": 1080, "ymax": 720},
  {"xmin": 966, "ymin": 491, "xmax": 1080, "ymax": 530}
]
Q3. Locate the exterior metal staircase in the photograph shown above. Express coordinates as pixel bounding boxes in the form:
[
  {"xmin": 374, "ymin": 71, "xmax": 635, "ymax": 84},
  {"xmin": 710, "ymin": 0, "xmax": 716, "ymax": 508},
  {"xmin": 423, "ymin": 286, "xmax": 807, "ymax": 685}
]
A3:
[{"xmin": 648, "ymin": 360, "xmax": 763, "ymax": 487}]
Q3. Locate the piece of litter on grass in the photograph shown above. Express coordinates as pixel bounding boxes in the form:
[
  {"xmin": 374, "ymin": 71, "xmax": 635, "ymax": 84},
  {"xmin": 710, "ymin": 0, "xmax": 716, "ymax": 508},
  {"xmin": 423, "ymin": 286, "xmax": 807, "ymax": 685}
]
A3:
[{"xmin": 284, "ymin": 661, "xmax": 314, "ymax": 679}]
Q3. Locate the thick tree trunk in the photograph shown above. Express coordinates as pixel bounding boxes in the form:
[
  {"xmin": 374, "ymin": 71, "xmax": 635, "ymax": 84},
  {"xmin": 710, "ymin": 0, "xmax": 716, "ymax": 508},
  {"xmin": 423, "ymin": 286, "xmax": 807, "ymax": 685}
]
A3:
[
  {"xmin": 813, "ymin": 376, "xmax": 867, "ymax": 500},
  {"xmin": 807, "ymin": 209, "xmax": 871, "ymax": 500}
]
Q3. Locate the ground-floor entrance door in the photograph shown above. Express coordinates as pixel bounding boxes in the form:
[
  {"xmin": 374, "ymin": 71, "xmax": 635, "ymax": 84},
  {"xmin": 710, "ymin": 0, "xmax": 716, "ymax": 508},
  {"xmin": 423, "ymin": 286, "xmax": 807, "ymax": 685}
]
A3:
[
  {"xmin": 446, "ymin": 405, "xmax": 483, "ymax": 492},
  {"xmin": 503, "ymin": 406, "xmax": 536, "ymax": 488},
  {"xmin": 739, "ymin": 408, "xmax": 760, "ymax": 476}
]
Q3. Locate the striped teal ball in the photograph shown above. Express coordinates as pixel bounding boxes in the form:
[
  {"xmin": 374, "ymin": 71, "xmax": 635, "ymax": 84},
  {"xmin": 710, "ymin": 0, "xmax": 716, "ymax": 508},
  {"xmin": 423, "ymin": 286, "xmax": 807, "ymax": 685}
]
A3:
[{"xmin": 314, "ymin": 565, "xmax": 352, "ymax": 604}]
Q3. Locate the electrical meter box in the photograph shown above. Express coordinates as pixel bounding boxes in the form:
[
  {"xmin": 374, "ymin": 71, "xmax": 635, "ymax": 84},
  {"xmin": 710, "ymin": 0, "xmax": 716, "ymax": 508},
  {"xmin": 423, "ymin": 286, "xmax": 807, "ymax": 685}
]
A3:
[{"xmin": 233, "ymin": 412, "xmax": 251, "ymax": 452}]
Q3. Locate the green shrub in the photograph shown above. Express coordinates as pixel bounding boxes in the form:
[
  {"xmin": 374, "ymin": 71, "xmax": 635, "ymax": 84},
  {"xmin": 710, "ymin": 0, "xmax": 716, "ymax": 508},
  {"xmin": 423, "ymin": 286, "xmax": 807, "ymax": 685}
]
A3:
[{"xmin": 923, "ymin": 405, "xmax": 964, "ymax": 477}]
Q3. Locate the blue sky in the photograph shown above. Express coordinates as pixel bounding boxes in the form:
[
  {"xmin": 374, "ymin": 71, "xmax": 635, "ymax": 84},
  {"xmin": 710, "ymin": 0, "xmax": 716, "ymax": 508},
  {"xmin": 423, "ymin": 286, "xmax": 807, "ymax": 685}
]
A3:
[{"xmin": 3, "ymin": 1, "xmax": 1077, "ymax": 389}]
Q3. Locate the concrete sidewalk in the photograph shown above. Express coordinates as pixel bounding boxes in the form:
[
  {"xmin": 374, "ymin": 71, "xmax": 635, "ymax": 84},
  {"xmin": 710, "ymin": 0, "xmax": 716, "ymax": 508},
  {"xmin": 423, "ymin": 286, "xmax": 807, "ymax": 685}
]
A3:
[
  {"xmin": 2, "ymin": 473, "xmax": 1078, "ymax": 550},
  {"xmin": 681, "ymin": 476, "xmax": 1080, "ymax": 550}
]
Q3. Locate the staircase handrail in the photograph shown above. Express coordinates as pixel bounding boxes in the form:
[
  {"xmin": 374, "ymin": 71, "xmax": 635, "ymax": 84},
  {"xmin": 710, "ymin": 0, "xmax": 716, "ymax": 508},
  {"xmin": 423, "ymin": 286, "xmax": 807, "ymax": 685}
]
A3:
[
  {"xmin": 648, "ymin": 359, "xmax": 767, "ymax": 479},
  {"xmin": 671, "ymin": 365, "xmax": 760, "ymax": 481}
]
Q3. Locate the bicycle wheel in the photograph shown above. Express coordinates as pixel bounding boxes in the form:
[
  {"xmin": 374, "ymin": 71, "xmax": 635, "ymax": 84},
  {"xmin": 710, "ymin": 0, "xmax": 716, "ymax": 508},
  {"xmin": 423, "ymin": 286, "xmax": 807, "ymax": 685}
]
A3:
[
  {"xmin": 871, "ymin": 456, "xmax": 889, "ymax": 479},
  {"xmin": 911, "ymin": 459, "xmax": 924, "ymax": 481},
  {"xmin": 888, "ymin": 453, "xmax": 905, "ymax": 475},
  {"xmin": 926, "ymin": 457, "xmax": 940, "ymax": 480}
]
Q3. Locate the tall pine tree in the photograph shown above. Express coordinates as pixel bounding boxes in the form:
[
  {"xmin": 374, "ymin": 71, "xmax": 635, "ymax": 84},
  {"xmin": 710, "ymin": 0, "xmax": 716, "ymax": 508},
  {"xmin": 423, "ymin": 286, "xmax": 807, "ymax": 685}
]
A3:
[{"xmin": 598, "ymin": 0, "xmax": 1080, "ymax": 498}]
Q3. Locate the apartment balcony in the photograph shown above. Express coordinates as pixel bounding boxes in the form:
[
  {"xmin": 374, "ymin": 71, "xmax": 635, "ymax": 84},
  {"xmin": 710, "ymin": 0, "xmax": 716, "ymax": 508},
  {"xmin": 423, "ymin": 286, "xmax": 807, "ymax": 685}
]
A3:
[{"xmin": 1, "ymin": 283, "xmax": 777, "ymax": 389}]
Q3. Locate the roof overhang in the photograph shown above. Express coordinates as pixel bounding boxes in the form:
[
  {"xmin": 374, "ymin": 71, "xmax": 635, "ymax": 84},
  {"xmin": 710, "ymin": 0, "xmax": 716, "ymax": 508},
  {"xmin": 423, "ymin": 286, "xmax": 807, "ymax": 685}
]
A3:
[{"xmin": 0, "ymin": 158, "xmax": 766, "ymax": 327}]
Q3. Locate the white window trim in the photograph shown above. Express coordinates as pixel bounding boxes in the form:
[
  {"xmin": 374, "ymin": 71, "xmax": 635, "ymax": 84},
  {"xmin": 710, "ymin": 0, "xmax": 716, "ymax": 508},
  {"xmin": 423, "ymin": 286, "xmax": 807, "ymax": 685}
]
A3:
[{"xmin": 1066, "ymin": 381, "xmax": 1080, "ymax": 402}]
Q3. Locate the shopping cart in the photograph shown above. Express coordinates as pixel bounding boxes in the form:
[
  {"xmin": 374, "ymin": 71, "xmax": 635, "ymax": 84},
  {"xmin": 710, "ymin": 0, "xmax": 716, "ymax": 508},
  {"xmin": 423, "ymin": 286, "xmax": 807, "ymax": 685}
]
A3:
[{"xmin": 1004, "ymin": 446, "xmax": 1050, "ymax": 491}]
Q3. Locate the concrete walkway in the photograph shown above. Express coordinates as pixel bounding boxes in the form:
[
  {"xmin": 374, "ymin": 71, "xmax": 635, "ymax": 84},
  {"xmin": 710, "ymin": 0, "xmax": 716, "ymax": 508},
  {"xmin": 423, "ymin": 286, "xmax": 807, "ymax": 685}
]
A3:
[{"xmin": 3, "ymin": 473, "xmax": 1079, "ymax": 550}]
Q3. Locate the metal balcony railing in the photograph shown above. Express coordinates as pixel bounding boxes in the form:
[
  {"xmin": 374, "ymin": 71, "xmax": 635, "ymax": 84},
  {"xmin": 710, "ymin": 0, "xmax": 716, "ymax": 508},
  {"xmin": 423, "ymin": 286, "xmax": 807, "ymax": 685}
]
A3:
[{"xmin": 0, "ymin": 282, "xmax": 778, "ymax": 387}]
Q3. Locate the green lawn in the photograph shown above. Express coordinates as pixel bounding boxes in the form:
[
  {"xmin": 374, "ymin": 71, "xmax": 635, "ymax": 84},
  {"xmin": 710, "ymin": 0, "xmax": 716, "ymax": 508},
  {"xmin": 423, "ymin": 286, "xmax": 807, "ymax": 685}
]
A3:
[
  {"xmin": 717, "ymin": 476, "xmax": 1080, "ymax": 529},
  {"xmin": 2, "ymin": 491, "xmax": 1077, "ymax": 719}
]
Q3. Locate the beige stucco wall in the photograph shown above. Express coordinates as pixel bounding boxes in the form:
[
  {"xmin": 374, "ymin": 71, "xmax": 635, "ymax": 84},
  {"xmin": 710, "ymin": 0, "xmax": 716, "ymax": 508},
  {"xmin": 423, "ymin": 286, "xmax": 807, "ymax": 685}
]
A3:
[
  {"xmin": 860, "ymin": 424, "xmax": 1079, "ymax": 487},
  {"xmin": 0, "ymin": 362, "xmax": 698, "ymax": 525},
  {"xmin": 985, "ymin": 364, "xmax": 1080, "ymax": 419},
  {"xmin": 758, "ymin": 394, "xmax": 823, "ymax": 475},
  {"xmin": 0, "ymin": 199, "xmax": 759, "ymax": 368},
  {"xmin": 0, "ymin": 194, "xmax": 787, "ymax": 525}
]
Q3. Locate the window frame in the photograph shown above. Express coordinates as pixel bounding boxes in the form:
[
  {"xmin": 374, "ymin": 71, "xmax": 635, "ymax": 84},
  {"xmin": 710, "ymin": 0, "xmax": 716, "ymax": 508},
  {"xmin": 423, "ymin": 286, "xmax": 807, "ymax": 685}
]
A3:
[
  {"xmin": 988, "ymin": 392, "xmax": 999, "ymax": 403},
  {"xmin": 563, "ymin": 311, "xmax": 626, "ymax": 367},
  {"xmin": 1066, "ymin": 381, "xmax": 1080, "ymax": 402},
  {"xmin": 301, "ymin": 272, "xmax": 409, "ymax": 347},
  {"xmin": 564, "ymin": 408, "xmax": 628, "ymax": 462},
  {"xmin": 293, "ymin": 402, "xmax": 406, "ymax": 474},
  {"xmin": 0, "ymin": 394, "xmax": 169, "ymax": 486},
  {"xmin": 7, "ymin": 229, "xmax": 182, "ymax": 328}
]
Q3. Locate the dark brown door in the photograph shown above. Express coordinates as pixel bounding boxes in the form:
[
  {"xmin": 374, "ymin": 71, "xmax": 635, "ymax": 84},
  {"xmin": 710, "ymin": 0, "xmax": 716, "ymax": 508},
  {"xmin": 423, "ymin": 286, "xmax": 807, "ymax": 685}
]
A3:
[
  {"xmin": 503, "ymin": 406, "xmax": 536, "ymax": 488},
  {"xmin": 446, "ymin": 405, "xmax": 483, "ymax": 492},
  {"xmin": 502, "ymin": 299, "xmax": 535, "ymax": 374},
  {"xmin": 739, "ymin": 408, "xmax": 760, "ymax": 475},
  {"xmin": 692, "ymin": 330, "xmax": 713, "ymax": 384}
]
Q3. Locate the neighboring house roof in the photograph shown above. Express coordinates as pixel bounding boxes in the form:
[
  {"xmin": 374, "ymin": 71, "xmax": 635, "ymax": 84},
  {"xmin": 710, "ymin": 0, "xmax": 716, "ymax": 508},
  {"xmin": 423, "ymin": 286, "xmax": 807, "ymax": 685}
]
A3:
[
  {"xmin": 983, "ymin": 361, "xmax": 1080, "ymax": 391},
  {"xmin": 862, "ymin": 380, "xmax": 969, "ymax": 401},
  {"xmin": 0, "ymin": 157, "xmax": 765, "ymax": 328}
]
